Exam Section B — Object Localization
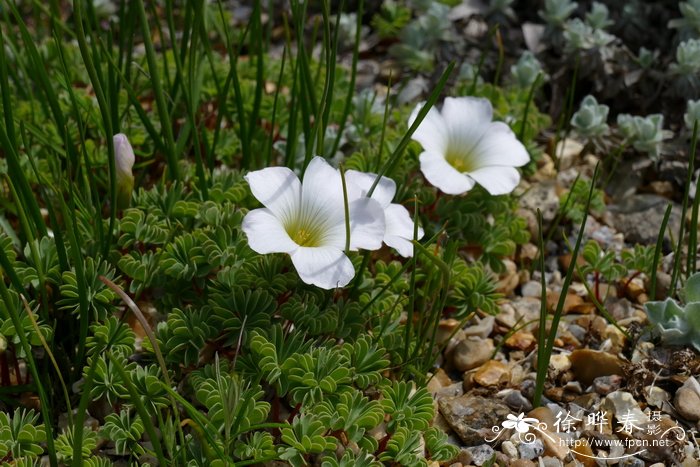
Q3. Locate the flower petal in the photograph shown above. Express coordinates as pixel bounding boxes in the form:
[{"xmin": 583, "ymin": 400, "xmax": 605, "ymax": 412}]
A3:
[
  {"xmin": 290, "ymin": 246, "xmax": 355, "ymax": 289},
  {"xmin": 301, "ymin": 157, "xmax": 345, "ymax": 226},
  {"xmin": 471, "ymin": 122, "xmax": 530, "ymax": 168},
  {"xmin": 441, "ymin": 96, "xmax": 493, "ymax": 139},
  {"xmin": 242, "ymin": 208, "xmax": 299, "ymax": 254},
  {"xmin": 419, "ymin": 151, "xmax": 475, "ymax": 195},
  {"xmin": 245, "ymin": 166, "xmax": 301, "ymax": 221},
  {"xmin": 348, "ymin": 197, "xmax": 386, "ymax": 251},
  {"xmin": 468, "ymin": 165, "xmax": 521, "ymax": 195},
  {"xmin": 384, "ymin": 203, "xmax": 423, "ymax": 257},
  {"xmin": 409, "ymin": 103, "xmax": 449, "ymax": 155},
  {"xmin": 345, "ymin": 170, "xmax": 396, "ymax": 207}
]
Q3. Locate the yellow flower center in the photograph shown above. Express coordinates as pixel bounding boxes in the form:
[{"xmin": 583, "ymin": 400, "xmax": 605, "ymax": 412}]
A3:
[
  {"xmin": 286, "ymin": 221, "xmax": 324, "ymax": 247},
  {"xmin": 445, "ymin": 149, "xmax": 475, "ymax": 173}
]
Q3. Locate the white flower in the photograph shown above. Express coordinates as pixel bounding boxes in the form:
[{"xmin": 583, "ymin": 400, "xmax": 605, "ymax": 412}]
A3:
[
  {"xmin": 242, "ymin": 157, "xmax": 385, "ymax": 289},
  {"xmin": 113, "ymin": 133, "xmax": 135, "ymax": 209},
  {"xmin": 409, "ymin": 97, "xmax": 530, "ymax": 196},
  {"xmin": 113, "ymin": 134, "xmax": 135, "ymax": 180},
  {"xmin": 345, "ymin": 170, "xmax": 424, "ymax": 257}
]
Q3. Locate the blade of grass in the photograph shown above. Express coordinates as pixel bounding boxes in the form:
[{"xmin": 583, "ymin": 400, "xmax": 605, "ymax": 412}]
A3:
[
  {"xmin": 367, "ymin": 62, "xmax": 455, "ymax": 196},
  {"xmin": 19, "ymin": 295, "xmax": 72, "ymax": 425},
  {"xmin": 533, "ymin": 163, "xmax": 599, "ymax": 407},
  {"xmin": 650, "ymin": 204, "xmax": 673, "ymax": 301},
  {"xmin": 0, "ymin": 275, "xmax": 57, "ymax": 467},
  {"xmin": 330, "ymin": 0, "xmax": 363, "ymax": 157},
  {"xmin": 686, "ymin": 121, "xmax": 699, "ymax": 276},
  {"xmin": 670, "ymin": 123, "xmax": 697, "ymax": 296},
  {"xmin": 133, "ymin": 0, "xmax": 180, "ymax": 180}
]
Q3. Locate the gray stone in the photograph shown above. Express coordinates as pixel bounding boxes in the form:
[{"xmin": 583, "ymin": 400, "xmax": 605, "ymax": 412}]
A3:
[
  {"xmin": 607, "ymin": 195, "xmax": 681, "ymax": 246},
  {"xmin": 520, "ymin": 281, "xmax": 542, "ymax": 298},
  {"xmin": 467, "ymin": 444, "xmax": 496, "ymax": 466},
  {"xmin": 438, "ymin": 395, "xmax": 511, "ymax": 446},
  {"xmin": 452, "ymin": 337, "xmax": 494, "ymax": 372},
  {"xmin": 520, "ymin": 181, "xmax": 559, "ymax": 222},
  {"xmin": 539, "ymin": 456, "xmax": 564, "ymax": 467},
  {"xmin": 463, "ymin": 316, "xmax": 495, "ymax": 339},
  {"xmin": 500, "ymin": 389, "xmax": 533, "ymax": 412},
  {"xmin": 517, "ymin": 439, "xmax": 544, "ymax": 460}
]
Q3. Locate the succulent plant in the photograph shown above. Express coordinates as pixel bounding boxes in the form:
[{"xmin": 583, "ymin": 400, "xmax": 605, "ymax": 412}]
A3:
[
  {"xmin": 570, "ymin": 95, "xmax": 610, "ymax": 141},
  {"xmin": 669, "ymin": 39, "xmax": 700, "ymax": 97},
  {"xmin": 669, "ymin": 0, "xmax": 700, "ymax": 39},
  {"xmin": 510, "ymin": 51, "xmax": 545, "ymax": 89},
  {"xmin": 539, "ymin": 0, "xmax": 578, "ymax": 28},
  {"xmin": 671, "ymin": 39, "xmax": 700, "ymax": 76},
  {"xmin": 616, "ymin": 113, "xmax": 671, "ymax": 160},
  {"xmin": 644, "ymin": 272, "xmax": 700, "ymax": 351},
  {"xmin": 585, "ymin": 2, "xmax": 613, "ymax": 30},
  {"xmin": 563, "ymin": 18, "xmax": 615, "ymax": 51},
  {"xmin": 685, "ymin": 99, "xmax": 700, "ymax": 130}
]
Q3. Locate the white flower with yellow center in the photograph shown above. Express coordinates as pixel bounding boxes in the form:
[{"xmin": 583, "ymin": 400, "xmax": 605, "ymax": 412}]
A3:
[
  {"xmin": 345, "ymin": 170, "xmax": 424, "ymax": 257},
  {"xmin": 409, "ymin": 97, "xmax": 530, "ymax": 196},
  {"xmin": 242, "ymin": 157, "xmax": 385, "ymax": 289}
]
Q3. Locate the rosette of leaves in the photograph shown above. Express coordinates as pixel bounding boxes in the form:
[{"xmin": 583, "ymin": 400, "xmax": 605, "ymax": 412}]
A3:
[
  {"xmin": 448, "ymin": 259, "xmax": 500, "ymax": 318},
  {"xmin": 207, "ymin": 285, "xmax": 276, "ymax": 346},
  {"xmin": 278, "ymin": 414, "xmax": 337, "ymax": 466},
  {"xmin": 99, "ymin": 411, "xmax": 145, "ymax": 457},
  {"xmin": 55, "ymin": 427, "xmax": 97, "ymax": 464},
  {"xmin": 188, "ymin": 360, "xmax": 270, "ymax": 458},
  {"xmin": 84, "ymin": 354, "xmax": 133, "ymax": 405},
  {"xmin": 616, "ymin": 113, "xmax": 671, "ymax": 160},
  {"xmin": 585, "ymin": 2, "xmax": 613, "ymax": 30},
  {"xmin": 12, "ymin": 236, "xmax": 62, "ymax": 288},
  {"xmin": 0, "ymin": 409, "xmax": 46, "ymax": 459},
  {"xmin": 278, "ymin": 294, "xmax": 338, "ymax": 337},
  {"xmin": 0, "ymin": 291, "xmax": 53, "ymax": 358},
  {"xmin": 644, "ymin": 272, "xmax": 700, "ymax": 351},
  {"xmin": 58, "ymin": 257, "xmax": 118, "ymax": 321},
  {"xmin": 153, "ymin": 307, "xmax": 216, "ymax": 367},
  {"xmin": 570, "ymin": 95, "xmax": 610, "ymax": 143},
  {"xmin": 563, "ymin": 18, "xmax": 615, "ymax": 52},
  {"xmin": 539, "ymin": 0, "xmax": 578, "ymax": 28},
  {"xmin": 685, "ymin": 99, "xmax": 700, "ymax": 130},
  {"xmin": 669, "ymin": 0, "xmax": 700, "ymax": 41},
  {"xmin": 85, "ymin": 316, "xmax": 136, "ymax": 358},
  {"xmin": 380, "ymin": 381, "xmax": 434, "ymax": 433},
  {"xmin": 670, "ymin": 39, "xmax": 700, "ymax": 97},
  {"xmin": 312, "ymin": 389, "xmax": 383, "ymax": 450},
  {"xmin": 510, "ymin": 51, "xmax": 545, "ymax": 89}
]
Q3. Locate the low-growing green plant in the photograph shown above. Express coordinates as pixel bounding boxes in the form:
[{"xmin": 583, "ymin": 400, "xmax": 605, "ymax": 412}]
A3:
[{"xmin": 644, "ymin": 272, "xmax": 700, "ymax": 351}]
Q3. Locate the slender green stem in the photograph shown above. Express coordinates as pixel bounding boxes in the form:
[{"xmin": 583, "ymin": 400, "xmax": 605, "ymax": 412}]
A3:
[
  {"xmin": 650, "ymin": 205, "xmax": 673, "ymax": 301},
  {"xmin": 134, "ymin": 0, "xmax": 180, "ymax": 180},
  {"xmin": 534, "ymin": 164, "xmax": 599, "ymax": 407},
  {"xmin": 686, "ymin": 121, "xmax": 699, "ymax": 276}
]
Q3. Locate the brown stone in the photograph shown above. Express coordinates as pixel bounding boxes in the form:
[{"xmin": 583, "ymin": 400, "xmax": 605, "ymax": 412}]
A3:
[
  {"xmin": 527, "ymin": 406, "xmax": 556, "ymax": 427},
  {"xmin": 438, "ymin": 395, "xmax": 511, "ymax": 446},
  {"xmin": 547, "ymin": 291, "xmax": 584, "ymax": 313},
  {"xmin": 510, "ymin": 461, "xmax": 536, "ymax": 467},
  {"xmin": 474, "ymin": 360, "xmax": 510, "ymax": 387},
  {"xmin": 571, "ymin": 438, "xmax": 597, "ymax": 467},
  {"xmin": 505, "ymin": 331, "xmax": 536, "ymax": 351},
  {"xmin": 570, "ymin": 349, "xmax": 625, "ymax": 386}
]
